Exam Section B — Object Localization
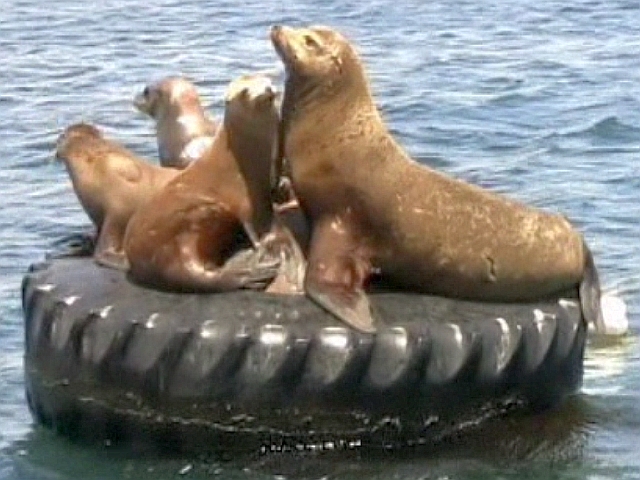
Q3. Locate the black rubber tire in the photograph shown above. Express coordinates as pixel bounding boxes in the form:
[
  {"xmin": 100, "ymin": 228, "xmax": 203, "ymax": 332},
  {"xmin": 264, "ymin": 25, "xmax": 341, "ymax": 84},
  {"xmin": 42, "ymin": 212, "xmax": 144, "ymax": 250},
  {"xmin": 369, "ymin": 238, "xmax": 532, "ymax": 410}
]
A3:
[{"xmin": 22, "ymin": 257, "xmax": 587, "ymax": 455}]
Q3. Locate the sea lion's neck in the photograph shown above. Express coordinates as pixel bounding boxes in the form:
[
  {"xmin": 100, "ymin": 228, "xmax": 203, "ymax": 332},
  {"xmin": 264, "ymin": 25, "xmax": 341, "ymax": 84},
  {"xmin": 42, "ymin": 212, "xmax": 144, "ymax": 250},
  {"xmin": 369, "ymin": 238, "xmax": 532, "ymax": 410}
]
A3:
[
  {"xmin": 281, "ymin": 72, "xmax": 408, "ymax": 188},
  {"xmin": 282, "ymin": 67, "xmax": 378, "ymax": 128},
  {"xmin": 60, "ymin": 141, "xmax": 98, "ymax": 182},
  {"xmin": 156, "ymin": 105, "xmax": 208, "ymax": 162},
  {"xmin": 63, "ymin": 158, "xmax": 91, "ymax": 192},
  {"xmin": 281, "ymin": 75, "xmax": 321, "ymax": 129},
  {"xmin": 150, "ymin": 163, "xmax": 179, "ymax": 188},
  {"xmin": 282, "ymin": 74, "xmax": 383, "ymax": 152},
  {"xmin": 223, "ymin": 115, "xmax": 277, "ymax": 237}
]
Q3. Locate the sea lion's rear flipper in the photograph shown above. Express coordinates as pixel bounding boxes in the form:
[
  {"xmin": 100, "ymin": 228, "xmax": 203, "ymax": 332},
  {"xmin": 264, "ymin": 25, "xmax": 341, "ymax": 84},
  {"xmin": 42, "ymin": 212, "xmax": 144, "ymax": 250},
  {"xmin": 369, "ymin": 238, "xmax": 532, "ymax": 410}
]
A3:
[
  {"xmin": 304, "ymin": 218, "xmax": 377, "ymax": 333},
  {"xmin": 275, "ymin": 202, "xmax": 310, "ymax": 253},
  {"xmin": 264, "ymin": 222, "xmax": 306, "ymax": 294},
  {"xmin": 220, "ymin": 246, "xmax": 282, "ymax": 291},
  {"xmin": 580, "ymin": 241, "xmax": 606, "ymax": 334},
  {"xmin": 171, "ymin": 252, "xmax": 279, "ymax": 292},
  {"xmin": 217, "ymin": 263, "xmax": 280, "ymax": 291}
]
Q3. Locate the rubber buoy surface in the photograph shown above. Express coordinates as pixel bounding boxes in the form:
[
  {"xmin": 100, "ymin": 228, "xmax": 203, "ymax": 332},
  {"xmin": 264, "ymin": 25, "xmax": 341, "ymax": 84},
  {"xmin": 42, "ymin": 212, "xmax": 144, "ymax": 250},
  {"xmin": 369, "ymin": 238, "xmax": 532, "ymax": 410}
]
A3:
[{"xmin": 22, "ymin": 257, "xmax": 587, "ymax": 454}]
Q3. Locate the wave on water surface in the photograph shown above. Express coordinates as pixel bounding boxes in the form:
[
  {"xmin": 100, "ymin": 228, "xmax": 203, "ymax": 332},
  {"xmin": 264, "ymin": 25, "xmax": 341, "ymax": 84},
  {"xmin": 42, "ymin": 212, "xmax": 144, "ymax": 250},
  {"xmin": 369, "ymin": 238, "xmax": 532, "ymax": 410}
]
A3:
[{"xmin": 549, "ymin": 116, "xmax": 640, "ymax": 144}]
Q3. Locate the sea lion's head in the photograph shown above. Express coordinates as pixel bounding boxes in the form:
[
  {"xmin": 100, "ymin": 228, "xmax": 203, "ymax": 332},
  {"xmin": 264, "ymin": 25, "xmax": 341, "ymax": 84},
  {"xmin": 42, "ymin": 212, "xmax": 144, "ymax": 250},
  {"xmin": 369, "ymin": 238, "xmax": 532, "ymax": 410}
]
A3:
[
  {"xmin": 223, "ymin": 74, "xmax": 279, "ymax": 138},
  {"xmin": 55, "ymin": 123, "xmax": 103, "ymax": 164},
  {"xmin": 134, "ymin": 77, "xmax": 201, "ymax": 120},
  {"xmin": 270, "ymin": 25, "xmax": 347, "ymax": 79},
  {"xmin": 270, "ymin": 25, "xmax": 367, "ymax": 104},
  {"xmin": 222, "ymin": 74, "xmax": 281, "ymax": 191}
]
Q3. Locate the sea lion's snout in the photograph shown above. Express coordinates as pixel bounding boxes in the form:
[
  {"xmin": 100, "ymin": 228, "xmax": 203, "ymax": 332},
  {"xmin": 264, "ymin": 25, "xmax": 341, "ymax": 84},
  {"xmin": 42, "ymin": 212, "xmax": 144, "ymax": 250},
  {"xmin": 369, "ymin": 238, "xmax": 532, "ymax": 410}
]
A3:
[
  {"xmin": 270, "ymin": 25, "xmax": 283, "ymax": 40},
  {"xmin": 270, "ymin": 25, "xmax": 294, "ymax": 60},
  {"xmin": 133, "ymin": 86, "xmax": 151, "ymax": 113},
  {"xmin": 53, "ymin": 131, "xmax": 68, "ymax": 162}
]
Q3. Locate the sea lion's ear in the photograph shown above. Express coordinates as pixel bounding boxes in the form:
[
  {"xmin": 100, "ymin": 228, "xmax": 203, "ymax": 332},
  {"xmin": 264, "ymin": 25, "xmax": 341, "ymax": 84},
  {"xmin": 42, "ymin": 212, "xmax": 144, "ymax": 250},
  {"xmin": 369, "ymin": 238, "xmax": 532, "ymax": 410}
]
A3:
[
  {"xmin": 303, "ymin": 33, "xmax": 320, "ymax": 50},
  {"xmin": 330, "ymin": 49, "xmax": 343, "ymax": 73}
]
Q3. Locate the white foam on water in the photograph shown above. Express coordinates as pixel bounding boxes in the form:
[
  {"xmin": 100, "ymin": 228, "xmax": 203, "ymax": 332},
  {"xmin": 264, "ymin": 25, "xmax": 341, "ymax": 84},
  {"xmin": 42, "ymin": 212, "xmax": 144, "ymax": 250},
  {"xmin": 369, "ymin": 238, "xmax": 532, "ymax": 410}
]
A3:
[
  {"xmin": 580, "ymin": 284, "xmax": 635, "ymax": 396},
  {"xmin": 591, "ymin": 290, "xmax": 629, "ymax": 336}
]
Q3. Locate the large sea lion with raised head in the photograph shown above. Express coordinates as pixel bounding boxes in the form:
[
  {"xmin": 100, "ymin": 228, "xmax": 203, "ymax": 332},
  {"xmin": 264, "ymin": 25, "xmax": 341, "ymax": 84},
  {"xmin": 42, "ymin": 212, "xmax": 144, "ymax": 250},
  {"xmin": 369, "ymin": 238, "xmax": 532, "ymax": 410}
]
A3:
[
  {"xmin": 124, "ymin": 73, "xmax": 304, "ymax": 293},
  {"xmin": 270, "ymin": 24, "xmax": 605, "ymax": 333},
  {"xmin": 134, "ymin": 76, "xmax": 218, "ymax": 168},
  {"xmin": 54, "ymin": 123, "xmax": 179, "ymax": 269}
]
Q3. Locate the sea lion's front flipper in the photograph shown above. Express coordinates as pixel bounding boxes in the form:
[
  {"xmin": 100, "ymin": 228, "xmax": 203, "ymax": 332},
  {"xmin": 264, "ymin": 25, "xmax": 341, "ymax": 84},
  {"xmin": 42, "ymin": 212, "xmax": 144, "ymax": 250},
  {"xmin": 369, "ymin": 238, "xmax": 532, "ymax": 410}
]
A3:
[
  {"xmin": 580, "ymin": 241, "xmax": 606, "ymax": 334},
  {"xmin": 306, "ymin": 278, "xmax": 376, "ymax": 333},
  {"xmin": 94, "ymin": 250, "xmax": 130, "ymax": 271},
  {"xmin": 304, "ymin": 217, "xmax": 376, "ymax": 333},
  {"xmin": 93, "ymin": 218, "xmax": 129, "ymax": 271}
]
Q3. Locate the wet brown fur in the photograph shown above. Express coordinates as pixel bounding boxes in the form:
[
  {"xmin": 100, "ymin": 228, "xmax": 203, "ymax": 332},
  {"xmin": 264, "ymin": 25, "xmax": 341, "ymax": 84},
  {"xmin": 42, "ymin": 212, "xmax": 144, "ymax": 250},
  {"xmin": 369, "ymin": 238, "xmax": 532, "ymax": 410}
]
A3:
[
  {"xmin": 272, "ymin": 25, "xmax": 589, "ymax": 331},
  {"xmin": 134, "ymin": 77, "xmax": 218, "ymax": 168},
  {"xmin": 55, "ymin": 123, "xmax": 179, "ymax": 269},
  {"xmin": 124, "ymin": 75, "xmax": 303, "ymax": 293}
]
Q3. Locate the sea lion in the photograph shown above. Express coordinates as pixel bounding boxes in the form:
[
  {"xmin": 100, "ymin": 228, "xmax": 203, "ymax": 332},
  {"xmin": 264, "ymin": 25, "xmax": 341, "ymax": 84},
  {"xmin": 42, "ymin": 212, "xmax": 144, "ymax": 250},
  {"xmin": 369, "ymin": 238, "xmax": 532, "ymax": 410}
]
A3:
[
  {"xmin": 270, "ymin": 25, "xmax": 605, "ymax": 333},
  {"xmin": 124, "ymin": 74, "xmax": 305, "ymax": 293},
  {"xmin": 54, "ymin": 123, "xmax": 179, "ymax": 269},
  {"xmin": 136, "ymin": 75, "xmax": 311, "ymax": 251},
  {"xmin": 134, "ymin": 76, "xmax": 218, "ymax": 168}
]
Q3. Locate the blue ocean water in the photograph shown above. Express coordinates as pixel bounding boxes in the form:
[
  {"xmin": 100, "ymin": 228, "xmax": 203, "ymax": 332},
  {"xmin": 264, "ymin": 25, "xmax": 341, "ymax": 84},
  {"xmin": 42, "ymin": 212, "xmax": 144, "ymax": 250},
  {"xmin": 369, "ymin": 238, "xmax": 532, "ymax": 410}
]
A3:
[{"xmin": 1, "ymin": 0, "xmax": 639, "ymax": 478}]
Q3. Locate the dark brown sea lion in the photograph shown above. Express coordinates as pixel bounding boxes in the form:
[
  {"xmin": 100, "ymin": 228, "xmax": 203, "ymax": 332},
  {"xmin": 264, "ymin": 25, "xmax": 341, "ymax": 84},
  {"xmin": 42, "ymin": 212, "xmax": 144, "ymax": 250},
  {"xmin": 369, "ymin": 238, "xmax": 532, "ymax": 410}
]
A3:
[
  {"xmin": 270, "ymin": 25, "xmax": 605, "ymax": 333},
  {"xmin": 54, "ymin": 123, "xmax": 179, "ymax": 269},
  {"xmin": 124, "ymin": 74, "xmax": 304, "ymax": 293},
  {"xmin": 134, "ymin": 76, "xmax": 218, "ymax": 168}
]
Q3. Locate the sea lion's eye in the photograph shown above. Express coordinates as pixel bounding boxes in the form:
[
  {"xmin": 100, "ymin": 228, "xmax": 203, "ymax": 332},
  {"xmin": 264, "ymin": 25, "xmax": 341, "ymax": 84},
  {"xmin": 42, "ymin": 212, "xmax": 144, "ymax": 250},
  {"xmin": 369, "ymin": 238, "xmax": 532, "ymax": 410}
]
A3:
[
  {"xmin": 143, "ymin": 87, "xmax": 150, "ymax": 97},
  {"xmin": 304, "ymin": 35, "xmax": 319, "ymax": 49}
]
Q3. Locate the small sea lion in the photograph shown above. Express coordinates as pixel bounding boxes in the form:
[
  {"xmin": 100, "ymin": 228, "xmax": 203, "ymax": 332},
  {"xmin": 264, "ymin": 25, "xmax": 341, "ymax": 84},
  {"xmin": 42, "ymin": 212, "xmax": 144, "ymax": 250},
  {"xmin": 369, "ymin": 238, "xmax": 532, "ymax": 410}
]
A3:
[
  {"xmin": 136, "ymin": 75, "xmax": 311, "ymax": 252},
  {"xmin": 54, "ymin": 123, "xmax": 179, "ymax": 269},
  {"xmin": 124, "ymin": 74, "xmax": 305, "ymax": 293},
  {"xmin": 134, "ymin": 76, "xmax": 218, "ymax": 168},
  {"xmin": 271, "ymin": 25, "xmax": 605, "ymax": 333}
]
